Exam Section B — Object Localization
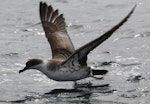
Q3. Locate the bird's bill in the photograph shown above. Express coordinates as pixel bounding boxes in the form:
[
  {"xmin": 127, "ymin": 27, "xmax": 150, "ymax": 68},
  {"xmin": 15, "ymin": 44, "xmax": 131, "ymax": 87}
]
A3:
[{"xmin": 19, "ymin": 67, "xmax": 28, "ymax": 73}]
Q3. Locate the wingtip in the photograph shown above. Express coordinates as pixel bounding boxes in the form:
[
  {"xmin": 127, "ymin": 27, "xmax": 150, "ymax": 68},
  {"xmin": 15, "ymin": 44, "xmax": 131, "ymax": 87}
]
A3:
[
  {"xmin": 39, "ymin": 1, "xmax": 46, "ymax": 5},
  {"xmin": 130, "ymin": 4, "xmax": 137, "ymax": 14},
  {"xmin": 39, "ymin": 1, "xmax": 48, "ymax": 10},
  {"xmin": 133, "ymin": 4, "xmax": 137, "ymax": 9},
  {"xmin": 39, "ymin": 1, "xmax": 45, "ymax": 7}
]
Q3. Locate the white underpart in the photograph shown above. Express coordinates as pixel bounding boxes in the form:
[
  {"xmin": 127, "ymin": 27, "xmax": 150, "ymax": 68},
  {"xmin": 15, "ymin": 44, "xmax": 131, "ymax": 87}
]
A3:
[{"xmin": 35, "ymin": 60, "xmax": 90, "ymax": 81}]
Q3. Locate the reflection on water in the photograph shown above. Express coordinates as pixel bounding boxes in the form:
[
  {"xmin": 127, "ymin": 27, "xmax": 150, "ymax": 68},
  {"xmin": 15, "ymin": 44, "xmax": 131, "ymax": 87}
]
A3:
[{"xmin": 2, "ymin": 84, "xmax": 115, "ymax": 104}]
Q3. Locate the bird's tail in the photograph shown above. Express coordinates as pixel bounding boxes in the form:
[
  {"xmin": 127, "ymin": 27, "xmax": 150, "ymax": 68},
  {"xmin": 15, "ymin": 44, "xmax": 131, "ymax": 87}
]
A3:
[
  {"xmin": 91, "ymin": 69, "xmax": 108, "ymax": 79},
  {"xmin": 91, "ymin": 69, "xmax": 108, "ymax": 75}
]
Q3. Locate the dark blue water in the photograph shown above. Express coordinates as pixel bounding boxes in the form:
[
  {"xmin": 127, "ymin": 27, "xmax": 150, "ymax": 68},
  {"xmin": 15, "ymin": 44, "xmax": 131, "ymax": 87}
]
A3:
[{"xmin": 0, "ymin": 0, "xmax": 150, "ymax": 104}]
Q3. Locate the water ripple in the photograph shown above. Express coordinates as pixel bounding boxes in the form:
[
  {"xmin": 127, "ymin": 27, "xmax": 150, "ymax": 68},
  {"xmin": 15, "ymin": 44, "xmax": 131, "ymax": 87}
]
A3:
[{"xmin": 127, "ymin": 75, "xmax": 145, "ymax": 82}]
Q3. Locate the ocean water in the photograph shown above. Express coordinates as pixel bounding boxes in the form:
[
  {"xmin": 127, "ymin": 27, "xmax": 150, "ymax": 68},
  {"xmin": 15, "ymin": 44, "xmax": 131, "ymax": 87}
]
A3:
[{"xmin": 0, "ymin": 0, "xmax": 150, "ymax": 104}]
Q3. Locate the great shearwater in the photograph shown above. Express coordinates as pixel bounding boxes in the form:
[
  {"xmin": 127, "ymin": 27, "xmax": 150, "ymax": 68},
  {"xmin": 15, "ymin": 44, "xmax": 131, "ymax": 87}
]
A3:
[{"xmin": 19, "ymin": 2, "xmax": 136, "ymax": 81}]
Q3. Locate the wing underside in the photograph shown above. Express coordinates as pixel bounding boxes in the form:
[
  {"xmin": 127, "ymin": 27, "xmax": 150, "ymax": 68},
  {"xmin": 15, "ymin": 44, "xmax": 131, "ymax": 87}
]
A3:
[{"xmin": 40, "ymin": 2, "xmax": 75, "ymax": 59}]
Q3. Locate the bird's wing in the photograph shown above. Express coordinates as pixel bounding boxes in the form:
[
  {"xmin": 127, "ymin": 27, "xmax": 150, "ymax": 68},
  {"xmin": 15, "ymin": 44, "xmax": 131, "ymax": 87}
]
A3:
[
  {"xmin": 39, "ymin": 2, "xmax": 75, "ymax": 59},
  {"xmin": 60, "ymin": 5, "xmax": 136, "ymax": 66}
]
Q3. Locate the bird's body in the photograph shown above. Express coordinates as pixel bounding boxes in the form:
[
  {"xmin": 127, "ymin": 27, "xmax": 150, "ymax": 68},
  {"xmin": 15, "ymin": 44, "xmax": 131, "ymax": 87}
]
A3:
[
  {"xmin": 19, "ymin": 2, "xmax": 136, "ymax": 82},
  {"xmin": 32, "ymin": 59, "xmax": 90, "ymax": 81}
]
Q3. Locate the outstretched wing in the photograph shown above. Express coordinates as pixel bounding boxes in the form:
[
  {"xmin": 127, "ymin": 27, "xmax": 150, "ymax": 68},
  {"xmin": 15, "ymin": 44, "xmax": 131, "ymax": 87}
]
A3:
[
  {"xmin": 60, "ymin": 5, "xmax": 136, "ymax": 66},
  {"xmin": 40, "ymin": 2, "xmax": 75, "ymax": 59}
]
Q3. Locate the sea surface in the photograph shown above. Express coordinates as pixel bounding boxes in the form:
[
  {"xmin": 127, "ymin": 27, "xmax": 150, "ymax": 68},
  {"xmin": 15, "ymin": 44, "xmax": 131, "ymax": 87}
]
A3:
[{"xmin": 0, "ymin": 0, "xmax": 150, "ymax": 104}]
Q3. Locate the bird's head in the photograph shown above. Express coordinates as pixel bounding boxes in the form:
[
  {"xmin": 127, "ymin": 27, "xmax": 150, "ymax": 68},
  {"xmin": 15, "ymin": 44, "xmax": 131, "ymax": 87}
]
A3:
[{"xmin": 19, "ymin": 59, "xmax": 43, "ymax": 73}]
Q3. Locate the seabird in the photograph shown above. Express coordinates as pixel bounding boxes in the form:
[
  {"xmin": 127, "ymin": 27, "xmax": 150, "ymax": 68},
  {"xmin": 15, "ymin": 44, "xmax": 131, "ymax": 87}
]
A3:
[{"xmin": 19, "ymin": 2, "xmax": 136, "ymax": 81}]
